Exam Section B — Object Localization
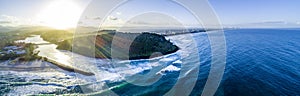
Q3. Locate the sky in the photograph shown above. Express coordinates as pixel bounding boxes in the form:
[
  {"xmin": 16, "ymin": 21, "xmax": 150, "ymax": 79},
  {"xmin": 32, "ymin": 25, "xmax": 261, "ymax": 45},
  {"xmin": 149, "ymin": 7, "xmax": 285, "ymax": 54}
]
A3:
[
  {"xmin": 0, "ymin": 0, "xmax": 299, "ymax": 29},
  {"xmin": 209, "ymin": 0, "xmax": 300, "ymax": 26},
  {"xmin": 0, "ymin": 0, "xmax": 89, "ymax": 29}
]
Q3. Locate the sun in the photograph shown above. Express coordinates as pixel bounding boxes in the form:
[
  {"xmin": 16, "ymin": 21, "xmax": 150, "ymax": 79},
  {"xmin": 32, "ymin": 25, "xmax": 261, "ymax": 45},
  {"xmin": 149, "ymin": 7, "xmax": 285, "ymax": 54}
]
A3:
[{"xmin": 36, "ymin": 0, "xmax": 82, "ymax": 29}]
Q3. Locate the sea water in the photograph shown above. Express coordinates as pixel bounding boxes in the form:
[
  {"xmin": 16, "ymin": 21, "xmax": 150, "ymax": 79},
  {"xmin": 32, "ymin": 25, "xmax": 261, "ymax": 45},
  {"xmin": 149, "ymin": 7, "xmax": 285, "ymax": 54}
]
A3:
[{"xmin": 1, "ymin": 29, "xmax": 300, "ymax": 95}]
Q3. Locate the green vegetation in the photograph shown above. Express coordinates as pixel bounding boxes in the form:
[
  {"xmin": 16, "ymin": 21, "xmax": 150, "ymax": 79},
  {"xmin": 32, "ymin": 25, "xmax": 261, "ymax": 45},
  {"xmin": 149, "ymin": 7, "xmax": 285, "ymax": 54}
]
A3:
[
  {"xmin": 0, "ymin": 32, "xmax": 22, "ymax": 60},
  {"xmin": 0, "ymin": 26, "xmax": 179, "ymax": 60},
  {"xmin": 0, "ymin": 52, "xmax": 18, "ymax": 60},
  {"xmin": 19, "ymin": 43, "xmax": 39, "ymax": 61},
  {"xmin": 57, "ymin": 32, "xmax": 179, "ymax": 60},
  {"xmin": 39, "ymin": 30, "xmax": 73, "ymax": 43},
  {"xmin": 0, "ymin": 43, "xmax": 38, "ymax": 61},
  {"xmin": 0, "ymin": 27, "xmax": 59, "ymax": 61},
  {"xmin": 0, "ymin": 31, "xmax": 25, "ymax": 49}
]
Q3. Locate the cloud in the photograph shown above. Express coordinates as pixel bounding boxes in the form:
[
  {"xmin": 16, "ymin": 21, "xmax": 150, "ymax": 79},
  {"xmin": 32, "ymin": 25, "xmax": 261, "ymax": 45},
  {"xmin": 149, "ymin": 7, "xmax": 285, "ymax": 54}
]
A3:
[
  {"xmin": 0, "ymin": 15, "xmax": 37, "ymax": 27},
  {"xmin": 263, "ymin": 21, "xmax": 286, "ymax": 24},
  {"xmin": 247, "ymin": 21, "xmax": 287, "ymax": 25},
  {"xmin": 108, "ymin": 16, "xmax": 118, "ymax": 20},
  {"xmin": 0, "ymin": 15, "xmax": 18, "ymax": 20},
  {"xmin": 116, "ymin": 12, "xmax": 122, "ymax": 15},
  {"xmin": 77, "ymin": 16, "xmax": 103, "ymax": 27},
  {"xmin": 0, "ymin": 21, "xmax": 12, "ymax": 24},
  {"xmin": 78, "ymin": 21, "xmax": 83, "ymax": 24},
  {"xmin": 127, "ymin": 21, "xmax": 152, "ymax": 25},
  {"xmin": 0, "ymin": 15, "xmax": 18, "ymax": 26},
  {"xmin": 83, "ymin": 16, "xmax": 102, "ymax": 20},
  {"xmin": 234, "ymin": 20, "xmax": 300, "ymax": 28},
  {"xmin": 93, "ymin": 17, "xmax": 101, "ymax": 20}
]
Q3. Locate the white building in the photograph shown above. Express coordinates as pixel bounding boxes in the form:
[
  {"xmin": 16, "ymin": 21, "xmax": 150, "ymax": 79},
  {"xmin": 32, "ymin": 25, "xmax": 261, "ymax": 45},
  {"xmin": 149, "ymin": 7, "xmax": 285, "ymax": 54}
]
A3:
[
  {"xmin": 15, "ymin": 50, "xmax": 26, "ymax": 55},
  {"xmin": 2, "ymin": 46, "xmax": 27, "ymax": 55}
]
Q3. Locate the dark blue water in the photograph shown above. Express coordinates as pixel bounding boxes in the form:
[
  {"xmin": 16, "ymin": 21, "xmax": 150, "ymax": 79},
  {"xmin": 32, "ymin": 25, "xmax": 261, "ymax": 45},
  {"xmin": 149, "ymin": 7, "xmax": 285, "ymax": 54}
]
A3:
[
  {"xmin": 219, "ymin": 29, "xmax": 300, "ymax": 96},
  {"xmin": 109, "ymin": 29, "xmax": 300, "ymax": 96}
]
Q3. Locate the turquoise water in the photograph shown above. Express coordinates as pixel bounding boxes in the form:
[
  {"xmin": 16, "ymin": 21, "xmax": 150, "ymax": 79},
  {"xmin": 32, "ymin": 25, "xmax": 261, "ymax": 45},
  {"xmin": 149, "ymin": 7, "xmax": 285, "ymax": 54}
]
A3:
[{"xmin": 1, "ymin": 29, "xmax": 300, "ymax": 95}]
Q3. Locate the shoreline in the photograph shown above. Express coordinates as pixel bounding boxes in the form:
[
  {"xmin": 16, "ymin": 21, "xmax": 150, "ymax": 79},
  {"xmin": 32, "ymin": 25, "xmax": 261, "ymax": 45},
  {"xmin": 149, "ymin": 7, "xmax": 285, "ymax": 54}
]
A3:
[
  {"xmin": 0, "ymin": 56, "xmax": 95, "ymax": 76},
  {"xmin": 6, "ymin": 32, "xmax": 181, "ymax": 76},
  {"xmin": 40, "ymin": 56, "xmax": 95, "ymax": 76},
  {"xmin": 0, "ymin": 58, "xmax": 95, "ymax": 76}
]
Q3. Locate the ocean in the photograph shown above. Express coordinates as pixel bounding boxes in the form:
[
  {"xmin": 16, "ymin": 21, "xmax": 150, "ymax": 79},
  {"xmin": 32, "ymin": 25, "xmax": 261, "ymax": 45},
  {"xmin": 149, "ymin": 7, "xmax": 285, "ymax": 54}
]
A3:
[{"xmin": 0, "ymin": 29, "xmax": 300, "ymax": 95}]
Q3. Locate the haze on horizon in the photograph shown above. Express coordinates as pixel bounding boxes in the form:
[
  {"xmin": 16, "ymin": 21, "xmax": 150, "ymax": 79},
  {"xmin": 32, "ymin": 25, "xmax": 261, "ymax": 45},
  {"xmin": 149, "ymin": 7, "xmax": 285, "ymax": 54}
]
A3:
[{"xmin": 0, "ymin": 0, "xmax": 299, "ymax": 30}]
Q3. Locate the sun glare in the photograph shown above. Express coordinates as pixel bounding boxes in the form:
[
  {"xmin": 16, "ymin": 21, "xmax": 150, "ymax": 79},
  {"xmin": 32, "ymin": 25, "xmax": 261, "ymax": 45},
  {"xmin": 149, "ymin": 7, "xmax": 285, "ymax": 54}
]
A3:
[{"xmin": 36, "ymin": 0, "xmax": 82, "ymax": 29}]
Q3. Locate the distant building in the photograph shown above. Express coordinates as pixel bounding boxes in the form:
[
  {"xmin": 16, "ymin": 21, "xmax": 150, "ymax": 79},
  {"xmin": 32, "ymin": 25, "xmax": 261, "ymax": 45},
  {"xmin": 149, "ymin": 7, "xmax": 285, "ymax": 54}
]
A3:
[
  {"xmin": 98, "ymin": 29, "xmax": 116, "ymax": 33},
  {"xmin": 0, "ymin": 52, "xmax": 4, "ymax": 56},
  {"xmin": 2, "ymin": 45, "xmax": 26, "ymax": 56},
  {"xmin": 15, "ymin": 50, "xmax": 26, "ymax": 55},
  {"xmin": 7, "ymin": 50, "xmax": 14, "ymax": 54}
]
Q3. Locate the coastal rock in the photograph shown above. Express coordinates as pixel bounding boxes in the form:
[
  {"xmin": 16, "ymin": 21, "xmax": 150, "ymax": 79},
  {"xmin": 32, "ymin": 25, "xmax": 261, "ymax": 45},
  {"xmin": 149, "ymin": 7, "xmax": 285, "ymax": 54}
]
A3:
[{"xmin": 59, "ymin": 32, "xmax": 179, "ymax": 60}]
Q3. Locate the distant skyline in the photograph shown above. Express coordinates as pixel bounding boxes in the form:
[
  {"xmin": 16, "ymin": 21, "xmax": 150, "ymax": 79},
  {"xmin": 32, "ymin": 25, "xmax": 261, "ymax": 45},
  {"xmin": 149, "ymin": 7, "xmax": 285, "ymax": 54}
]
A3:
[{"xmin": 0, "ymin": 0, "xmax": 299, "ymax": 29}]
